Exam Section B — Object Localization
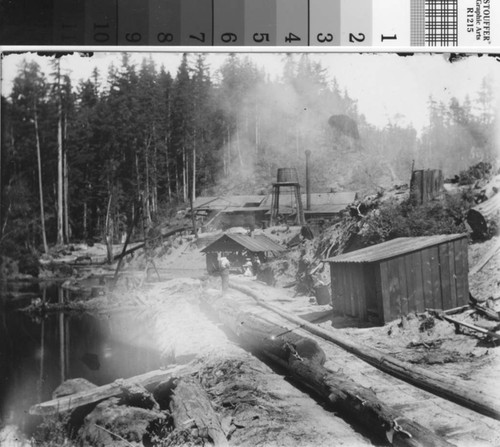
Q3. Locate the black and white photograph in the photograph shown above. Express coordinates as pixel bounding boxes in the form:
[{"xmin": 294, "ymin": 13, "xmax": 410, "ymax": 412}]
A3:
[{"xmin": 1, "ymin": 51, "xmax": 500, "ymax": 446}]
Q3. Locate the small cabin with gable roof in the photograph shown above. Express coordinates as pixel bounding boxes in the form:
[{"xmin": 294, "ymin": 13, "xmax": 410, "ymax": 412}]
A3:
[
  {"xmin": 325, "ymin": 234, "xmax": 469, "ymax": 325},
  {"xmin": 201, "ymin": 233, "xmax": 285, "ymax": 274}
]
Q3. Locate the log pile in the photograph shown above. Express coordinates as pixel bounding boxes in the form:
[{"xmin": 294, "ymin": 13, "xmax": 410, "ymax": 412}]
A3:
[
  {"xmin": 29, "ymin": 364, "xmax": 194, "ymax": 416},
  {"xmin": 30, "ymin": 362, "xmax": 232, "ymax": 446}
]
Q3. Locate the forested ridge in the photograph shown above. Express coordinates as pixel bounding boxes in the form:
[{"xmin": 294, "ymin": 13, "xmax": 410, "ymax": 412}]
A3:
[{"xmin": 1, "ymin": 53, "xmax": 497, "ymax": 257}]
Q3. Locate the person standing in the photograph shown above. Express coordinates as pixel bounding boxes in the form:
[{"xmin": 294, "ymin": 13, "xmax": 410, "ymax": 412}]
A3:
[
  {"xmin": 251, "ymin": 255, "xmax": 261, "ymax": 276},
  {"xmin": 219, "ymin": 254, "xmax": 230, "ymax": 293},
  {"xmin": 243, "ymin": 258, "xmax": 253, "ymax": 277}
]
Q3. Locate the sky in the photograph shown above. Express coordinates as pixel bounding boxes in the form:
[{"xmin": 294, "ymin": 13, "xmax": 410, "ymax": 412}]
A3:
[{"xmin": 2, "ymin": 51, "xmax": 500, "ymax": 133}]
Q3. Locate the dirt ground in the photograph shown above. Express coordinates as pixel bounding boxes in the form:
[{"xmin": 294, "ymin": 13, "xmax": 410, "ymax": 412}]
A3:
[
  {"xmin": 88, "ymin": 278, "xmax": 376, "ymax": 447},
  {"xmin": 13, "ymin": 230, "xmax": 499, "ymax": 446},
  {"xmin": 468, "ymin": 236, "xmax": 500, "ymax": 301},
  {"xmin": 156, "ymin": 232, "xmax": 500, "ymax": 446}
]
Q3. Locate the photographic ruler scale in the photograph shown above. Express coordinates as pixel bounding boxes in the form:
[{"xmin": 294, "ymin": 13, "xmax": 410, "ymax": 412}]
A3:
[{"xmin": 0, "ymin": 0, "xmax": 498, "ymax": 48}]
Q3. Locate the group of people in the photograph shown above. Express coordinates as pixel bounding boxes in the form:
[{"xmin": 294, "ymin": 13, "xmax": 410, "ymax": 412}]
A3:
[
  {"xmin": 217, "ymin": 252, "xmax": 262, "ymax": 293},
  {"xmin": 242, "ymin": 255, "xmax": 261, "ymax": 277}
]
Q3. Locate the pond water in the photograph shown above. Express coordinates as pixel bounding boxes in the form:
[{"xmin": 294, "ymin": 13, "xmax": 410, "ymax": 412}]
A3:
[{"xmin": 0, "ymin": 281, "xmax": 164, "ymax": 436}]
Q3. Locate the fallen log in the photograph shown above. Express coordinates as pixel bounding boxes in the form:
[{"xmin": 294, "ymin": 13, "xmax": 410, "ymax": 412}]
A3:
[
  {"xmin": 109, "ymin": 242, "xmax": 146, "ymax": 263},
  {"xmin": 467, "ymin": 194, "xmax": 500, "ymax": 239},
  {"xmin": 230, "ymin": 281, "xmax": 500, "ymax": 421},
  {"xmin": 169, "ymin": 376, "xmax": 228, "ymax": 447},
  {"xmin": 203, "ymin": 291, "xmax": 453, "ymax": 447},
  {"xmin": 470, "ymin": 301, "xmax": 500, "ymax": 322},
  {"xmin": 112, "ymin": 226, "xmax": 191, "ymax": 261},
  {"xmin": 425, "ymin": 305, "xmax": 471, "ymax": 316},
  {"xmin": 29, "ymin": 364, "xmax": 193, "ymax": 416},
  {"xmin": 288, "ymin": 358, "xmax": 453, "ymax": 447},
  {"xmin": 431, "ymin": 311, "xmax": 500, "ymax": 342},
  {"xmin": 444, "ymin": 304, "xmax": 471, "ymax": 315}
]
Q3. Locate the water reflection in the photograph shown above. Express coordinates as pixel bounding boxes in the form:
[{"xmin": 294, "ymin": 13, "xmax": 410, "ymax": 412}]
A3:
[{"xmin": 0, "ymin": 282, "xmax": 163, "ymax": 435}]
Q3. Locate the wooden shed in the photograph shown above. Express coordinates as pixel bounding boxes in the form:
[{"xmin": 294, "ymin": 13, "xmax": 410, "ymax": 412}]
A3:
[
  {"xmin": 201, "ymin": 233, "xmax": 285, "ymax": 274},
  {"xmin": 325, "ymin": 234, "xmax": 469, "ymax": 325}
]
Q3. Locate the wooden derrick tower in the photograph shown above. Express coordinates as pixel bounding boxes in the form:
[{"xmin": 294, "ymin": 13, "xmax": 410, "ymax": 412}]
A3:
[{"xmin": 269, "ymin": 168, "xmax": 305, "ymax": 226}]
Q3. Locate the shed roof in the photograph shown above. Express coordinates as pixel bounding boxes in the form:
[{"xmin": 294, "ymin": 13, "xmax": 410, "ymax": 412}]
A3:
[
  {"xmin": 304, "ymin": 204, "xmax": 348, "ymax": 214},
  {"xmin": 325, "ymin": 234, "xmax": 467, "ymax": 264},
  {"xmin": 193, "ymin": 195, "xmax": 266, "ymax": 210},
  {"xmin": 223, "ymin": 206, "xmax": 271, "ymax": 213},
  {"xmin": 261, "ymin": 191, "xmax": 356, "ymax": 208},
  {"xmin": 265, "ymin": 203, "xmax": 348, "ymax": 216},
  {"xmin": 201, "ymin": 233, "xmax": 285, "ymax": 254}
]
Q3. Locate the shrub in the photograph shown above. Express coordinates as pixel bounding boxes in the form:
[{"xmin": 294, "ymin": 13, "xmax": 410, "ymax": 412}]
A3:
[
  {"xmin": 358, "ymin": 194, "xmax": 471, "ymax": 247},
  {"xmin": 32, "ymin": 414, "xmax": 73, "ymax": 446},
  {"xmin": 458, "ymin": 162, "xmax": 492, "ymax": 185},
  {"xmin": 18, "ymin": 252, "xmax": 40, "ymax": 277}
]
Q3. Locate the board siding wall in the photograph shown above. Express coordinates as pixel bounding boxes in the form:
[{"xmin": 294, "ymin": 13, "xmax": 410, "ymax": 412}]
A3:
[{"xmin": 330, "ymin": 236, "xmax": 469, "ymax": 325}]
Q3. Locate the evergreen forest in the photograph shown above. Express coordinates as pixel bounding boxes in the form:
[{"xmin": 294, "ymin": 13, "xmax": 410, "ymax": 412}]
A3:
[{"xmin": 1, "ymin": 53, "xmax": 497, "ymax": 257}]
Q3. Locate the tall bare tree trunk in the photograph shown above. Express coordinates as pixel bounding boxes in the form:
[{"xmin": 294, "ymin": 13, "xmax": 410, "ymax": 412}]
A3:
[
  {"xmin": 222, "ymin": 136, "xmax": 227, "ymax": 177},
  {"xmin": 152, "ymin": 142, "xmax": 158, "ymax": 214},
  {"xmin": 83, "ymin": 165, "xmax": 89, "ymax": 240},
  {"xmin": 83, "ymin": 201, "xmax": 87, "ymax": 239},
  {"xmin": 255, "ymin": 104, "xmax": 259, "ymax": 154},
  {"xmin": 182, "ymin": 145, "xmax": 187, "ymax": 203},
  {"xmin": 63, "ymin": 114, "xmax": 69, "ymax": 241},
  {"xmin": 192, "ymin": 135, "xmax": 196, "ymax": 205},
  {"xmin": 56, "ymin": 61, "xmax": 64, "ymax": 246},
  {"xmin": 226, "ymin": 127, "xmax": 231, "ymax": 177},
  {"xmin": 190, "ymin": 131, "xmax": 198, "ymax": 240},
  {"xmin": 135, "ymin": 150, "xmax": 141, "ymax": 198},
  {"xmin": 105, "ymin": 192, "xmax": 113, "ymax": 264},
  {"xmin": 175, "ymin": 160, "xmax": 180, "ymax": 200},
  {"xmin": 236, "ymin": 121, "xmax": 243, "ymax": 167},
  {"xmin": 151, "ymin": 124, "xmax": 158, "ymax": 215},
  {"xmin": 144, "ymin": 137, "xmax": 152, "ymax": 227},
  {"xmin": 165, "ymin": 138, "xmax": 172, "ymax": 201},
  {"xmin": 134, "ymin": 149, "xmax": 147, "ymax": 236},
  {"xmin": 34, "ymin": 101, "xmax": 48, "ymax": 254}
]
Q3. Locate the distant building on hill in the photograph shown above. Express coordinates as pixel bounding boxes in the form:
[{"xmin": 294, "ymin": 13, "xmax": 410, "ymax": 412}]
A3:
[{"xmin": 190, "ymin": 191, "xmax": 356, "ymax": 230}]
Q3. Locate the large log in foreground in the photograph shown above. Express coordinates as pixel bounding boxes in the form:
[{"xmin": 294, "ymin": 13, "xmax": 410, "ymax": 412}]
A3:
[
  {"xmin": 29, "ymin": 364, "xmax": 193, "ymax": 416},
  {"xmin": 169, "ymin": 377, "xmax": 228, "ymax": 447},
  {"xmin": 230, "ymin": 282, "xmax": 500, "ymax": 422},
  {"xmin": 467, "ymin": 194, "xmax": 500, "ymax": 238},
  {"xmin": 203, "ymin": 292, "xmax": 453, "ymax": 447}
]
